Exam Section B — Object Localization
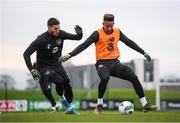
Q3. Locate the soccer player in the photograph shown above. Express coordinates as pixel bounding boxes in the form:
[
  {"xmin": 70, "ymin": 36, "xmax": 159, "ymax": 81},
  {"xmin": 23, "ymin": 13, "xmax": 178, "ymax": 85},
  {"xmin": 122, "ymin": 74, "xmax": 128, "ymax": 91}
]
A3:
[
  {"xmin": 23, "ymin": 17, "xmax": 82, "ymax": 114},
  {"xmin": 59, "ymin": 14, "xmax": 157, "ymax": 114}
]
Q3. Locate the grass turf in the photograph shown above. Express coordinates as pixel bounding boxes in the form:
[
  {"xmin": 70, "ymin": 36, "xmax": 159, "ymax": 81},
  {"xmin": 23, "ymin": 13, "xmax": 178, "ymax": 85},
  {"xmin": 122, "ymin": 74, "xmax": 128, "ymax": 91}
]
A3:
[{"xmin": 0, "ymin": 111, "xmax": 180, "ymax": 122}]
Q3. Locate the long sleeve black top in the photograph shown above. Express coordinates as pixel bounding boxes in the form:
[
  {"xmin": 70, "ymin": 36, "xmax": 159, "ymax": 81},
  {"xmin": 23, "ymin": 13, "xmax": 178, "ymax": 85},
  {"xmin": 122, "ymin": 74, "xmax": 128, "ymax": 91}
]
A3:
[{"xmin": 23, "ymin": 30, "xmax": 82, "ymax": 71}]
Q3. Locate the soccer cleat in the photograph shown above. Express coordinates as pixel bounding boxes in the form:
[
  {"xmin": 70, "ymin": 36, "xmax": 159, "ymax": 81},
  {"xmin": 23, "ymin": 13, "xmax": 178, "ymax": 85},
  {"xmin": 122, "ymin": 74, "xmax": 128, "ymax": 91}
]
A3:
[
  {"xmin": 50, "ymin": 103, "xmax": 59, "ymax": 113},
  {"xmin": 94, "ymin": 104, "xmax": 103, "ymax": 115},
  {"xmin": 50, "ymin": 108, "xmax": 58, "ymax": 113},
  {"xmin": 65, "ymin": 108, "xmax": 80, "ymax": 115},
  {"xmin": 60, "ymin": 99, "xmax": 70, "ymax": 111},
  {"xmin": 143, "ymin": 103, "xmax": 157, "ymax": 112}
]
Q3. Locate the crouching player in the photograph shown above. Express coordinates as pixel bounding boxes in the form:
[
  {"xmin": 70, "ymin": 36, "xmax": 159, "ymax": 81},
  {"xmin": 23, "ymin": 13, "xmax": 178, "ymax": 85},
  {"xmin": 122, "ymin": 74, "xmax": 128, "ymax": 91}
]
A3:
[{"xmin": 23, "ymin": 17, "xmax": 83, "ymax": 114}]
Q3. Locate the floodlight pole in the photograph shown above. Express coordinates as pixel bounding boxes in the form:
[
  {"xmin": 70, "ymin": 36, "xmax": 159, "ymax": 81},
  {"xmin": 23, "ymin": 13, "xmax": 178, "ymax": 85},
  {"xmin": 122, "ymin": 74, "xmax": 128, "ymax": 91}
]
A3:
[
  {"xmin": 154, "ymin": 59, "xmax": 160, "ymax": 110},
  {"xmin": 4, "ymin": 81, "xmax": 8, "ymax": 112},
  {"xmin": 156, "ymin": 79, "xmax": 160, "ymax": 110},
  {"xmin": 83, "ymin": 52, "xmax": 91, "ymax": 99},
  {"xmin": 83, "ymin": 65, "xmax": 91, "ymax": 99}
]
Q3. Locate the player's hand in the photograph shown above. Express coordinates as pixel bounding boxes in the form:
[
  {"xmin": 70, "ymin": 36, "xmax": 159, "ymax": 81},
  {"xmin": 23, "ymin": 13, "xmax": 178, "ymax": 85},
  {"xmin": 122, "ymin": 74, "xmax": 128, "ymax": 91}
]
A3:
[
  {"xmin": 31, "ymin": 69, "xmax": 41, "ymax": 80},
  {"xmin": 74, "ymin": 25, "xmax": 82, "ymax": 34},
  {"xmin": 144, "ymin": 51, "xmax": 151, "ymax": 62},
  {"xmin": 59, "ymin": 53, "xmax": 71, "ymax": 62}
]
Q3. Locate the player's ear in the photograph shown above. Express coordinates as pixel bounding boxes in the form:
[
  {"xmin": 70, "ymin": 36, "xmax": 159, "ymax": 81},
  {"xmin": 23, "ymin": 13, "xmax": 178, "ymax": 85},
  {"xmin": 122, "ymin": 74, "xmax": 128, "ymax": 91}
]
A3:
[{"xmin": 48, "ymin": 25, "xmax": 53, "ymax": 30}]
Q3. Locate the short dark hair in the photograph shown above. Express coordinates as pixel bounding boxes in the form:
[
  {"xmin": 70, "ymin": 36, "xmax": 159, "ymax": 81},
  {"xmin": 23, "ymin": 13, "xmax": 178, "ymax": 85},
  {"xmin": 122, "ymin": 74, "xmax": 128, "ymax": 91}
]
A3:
[
  {"xmin": 103, "ymin": 13, "xmax": 114, "ymax": 21},
  {"xmin": 47, "ymin": 17, "xmax": 60, "ymax": 26}
]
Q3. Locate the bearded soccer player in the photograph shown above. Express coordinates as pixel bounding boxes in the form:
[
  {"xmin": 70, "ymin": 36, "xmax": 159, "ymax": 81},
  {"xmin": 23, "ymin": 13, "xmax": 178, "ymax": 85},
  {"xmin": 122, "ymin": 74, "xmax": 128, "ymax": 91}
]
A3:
[
  {"xmin": 59, "ymin": 14, "xmax": 157, "ymax": 115},
  {"xmin": 23, "ymin": 17, "xmax": 82, "ymax": 114}
]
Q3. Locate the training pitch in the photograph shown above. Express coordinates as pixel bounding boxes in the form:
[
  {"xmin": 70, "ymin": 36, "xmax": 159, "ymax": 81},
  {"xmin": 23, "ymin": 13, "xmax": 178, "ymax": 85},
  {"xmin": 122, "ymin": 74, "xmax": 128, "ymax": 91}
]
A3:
[{"xmin": 0, "ymin": 110, "xmax": 180, "ymax": 122}]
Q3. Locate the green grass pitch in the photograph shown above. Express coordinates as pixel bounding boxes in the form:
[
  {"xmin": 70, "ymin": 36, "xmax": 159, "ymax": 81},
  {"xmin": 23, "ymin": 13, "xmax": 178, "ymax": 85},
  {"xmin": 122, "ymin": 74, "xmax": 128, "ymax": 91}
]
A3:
[
  {"xmin": 1, "ymin": 89, "xmax": 180, "ymax": 122},
  {"xmin": 0, "ymin": 110, "xmax": 180, "ymax": 122}
]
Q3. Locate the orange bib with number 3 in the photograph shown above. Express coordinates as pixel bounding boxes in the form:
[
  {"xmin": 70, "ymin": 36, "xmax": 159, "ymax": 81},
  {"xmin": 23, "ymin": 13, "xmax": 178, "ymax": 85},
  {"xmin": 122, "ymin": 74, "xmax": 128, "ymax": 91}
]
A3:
[{"xmin": 95, "ymin": 27, "xmax": 121, "ymax": 60}]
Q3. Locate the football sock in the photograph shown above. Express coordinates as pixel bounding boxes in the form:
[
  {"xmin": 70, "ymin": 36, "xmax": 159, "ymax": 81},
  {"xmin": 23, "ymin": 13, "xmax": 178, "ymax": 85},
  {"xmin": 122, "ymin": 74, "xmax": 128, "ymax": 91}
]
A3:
[
  {"xmin": 67, "ymin": 103, "xmax": 72, "ymax": 111},
  {"xmin": 60, "ymin": 95, "xmax": 70, "ymax": 111},
  {"xmin": 97, "ymin": 98, "xmax": 103, "ymax": 105},
  {"xmin": 140, "ymin": 97, "xmax": 148, "ymax": 107},
  {"xmin": 60, "ymin": 95, "xmax": 66, "ymax": 100},
  {"xmin": 51, "ymin": 103, "xmax": 59, "ymax": 110}
]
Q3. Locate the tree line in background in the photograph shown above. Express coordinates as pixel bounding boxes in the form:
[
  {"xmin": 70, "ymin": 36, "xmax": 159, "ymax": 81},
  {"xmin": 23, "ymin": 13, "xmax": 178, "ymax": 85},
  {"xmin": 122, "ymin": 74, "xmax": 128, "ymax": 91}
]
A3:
[
  {"xmin": 1, "ymin": 71, "xmax": 180, "ymax": 90},
  {"xmin": 0, "ymin": 73, "xmax": 39, "ymax": 90}
]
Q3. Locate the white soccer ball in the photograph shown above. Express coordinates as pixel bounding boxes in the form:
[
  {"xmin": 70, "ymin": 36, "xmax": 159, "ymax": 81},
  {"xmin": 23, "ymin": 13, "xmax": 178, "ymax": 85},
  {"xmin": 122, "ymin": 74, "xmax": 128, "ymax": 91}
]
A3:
[{"xmin": 118, "ymin": 101, "xmax": 134, "ymax": 115}]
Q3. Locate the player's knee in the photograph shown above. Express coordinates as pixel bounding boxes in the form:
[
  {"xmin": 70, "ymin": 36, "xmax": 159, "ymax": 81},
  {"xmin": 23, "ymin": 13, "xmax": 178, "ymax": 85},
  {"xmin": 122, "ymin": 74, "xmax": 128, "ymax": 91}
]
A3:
[
  {"xmin": 44, "ymin": 83, "xmax": 51, "ymax": 91},
  {"xmin": 129, "ymin": 75, "xmax": 139, "ymax": 83},
  {"xmin": 101, "ymin": 76, "xmax": 110, "ymax": 83},
  {"xmin": 99, "ymin": 71, "xmax": 110, "ymax": 82},
  {"xmin": 98, "ymin": 65, "xmax": 106, "ymax": 72},
  {"xmin": 98, "ymin": 65, "xmax": 110, "ymax": 82},
  {"xmin": 100, "ymin": 77, "xmax": 109, "ymax": 87},
  {"xmin": 42, "ymin": 86, "xmax": 51, "ymax": 95},
  {"xmin": 132, "ymin": 74, "xmax": 139, "ymax": 81},
  {"xmin": 64, "ymin": 78, "xmax": 70, "ymax": 84}
]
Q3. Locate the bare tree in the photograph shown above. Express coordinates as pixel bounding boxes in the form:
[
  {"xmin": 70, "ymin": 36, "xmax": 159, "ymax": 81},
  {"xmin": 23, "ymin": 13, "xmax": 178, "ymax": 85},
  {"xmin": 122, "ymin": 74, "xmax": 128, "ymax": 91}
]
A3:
[{"xmin": 0, "ymin": 74, "xmax": 16, "ymax": 90}]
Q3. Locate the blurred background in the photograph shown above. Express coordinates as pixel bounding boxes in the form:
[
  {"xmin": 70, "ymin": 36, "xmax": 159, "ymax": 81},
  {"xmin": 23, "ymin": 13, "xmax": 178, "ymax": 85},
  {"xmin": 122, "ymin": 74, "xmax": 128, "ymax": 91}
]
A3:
[{"xmin": 0, "ymin": 0, "xmax": 180, "ymax": 112}]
